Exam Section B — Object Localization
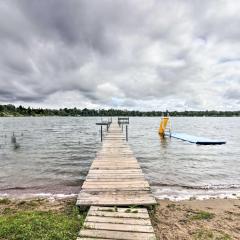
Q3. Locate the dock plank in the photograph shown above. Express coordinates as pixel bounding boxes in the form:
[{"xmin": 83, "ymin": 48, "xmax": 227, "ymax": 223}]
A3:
[
  {"xmin": 82, "ymin": 183, "xmax": 148, "ymax": 188},
  {"xmin": 90, "ymin": 206, "xmax": 148, "ymax": 213},
  {"xmin": 84, "ymin": 222, "xmax": 154, "ymax": 233},
  {"xmin": 79, "ymin": 229, "xmax": 156, "ymax": 240},
  {"xmin": 85, "ymin": 216, "xmax": 152, "ymax": 225}
]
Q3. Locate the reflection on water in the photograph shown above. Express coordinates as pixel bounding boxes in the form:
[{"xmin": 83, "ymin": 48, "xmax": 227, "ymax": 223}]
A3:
[
  {"xmin": 0, "ymin": 117, "xmax": 239, "ymax": 200},
  {"xmin": 159, "ymin": 135, "xmax": 170, "ymax": 149}
]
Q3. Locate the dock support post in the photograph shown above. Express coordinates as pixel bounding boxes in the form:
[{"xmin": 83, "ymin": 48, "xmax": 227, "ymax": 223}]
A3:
[
  {"xmin": 126, "ymin": 125, "xmax": 128, "ymax": 141},
  {"xmin": 101, "ymin": 125, "xmax": 103, "ymax": 142}
]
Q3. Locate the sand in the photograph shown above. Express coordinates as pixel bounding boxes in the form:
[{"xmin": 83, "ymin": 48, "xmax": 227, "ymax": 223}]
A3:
[{"xmin": 151, "ymin": 198, "xmax": 240, "ymax": 240}]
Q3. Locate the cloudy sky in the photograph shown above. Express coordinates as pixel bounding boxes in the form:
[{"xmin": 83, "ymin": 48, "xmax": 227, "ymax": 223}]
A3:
[{"xmin": 0, "ymin": 0, "xmax": 239, "ymax": 110}]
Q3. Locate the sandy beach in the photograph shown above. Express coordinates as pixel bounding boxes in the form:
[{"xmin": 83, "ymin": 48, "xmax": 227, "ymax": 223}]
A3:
[{"xmin": 151, "ymin": 198, "xmax": 240, "ymax": 240}]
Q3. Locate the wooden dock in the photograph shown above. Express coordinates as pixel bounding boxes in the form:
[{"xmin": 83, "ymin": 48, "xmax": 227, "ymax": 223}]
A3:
[
  {"xmin": 77, "ymin": 121, "xmax": 156, "ymax": 239},
  {"xmin": 77, "ymin": 206, "xmax": 156, "ymax": 240}
]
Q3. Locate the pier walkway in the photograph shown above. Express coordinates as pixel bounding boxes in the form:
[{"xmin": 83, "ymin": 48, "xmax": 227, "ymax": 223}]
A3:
[{"xmin": 77, "ymin": 121, "xmax": 156, "ymax": 240}]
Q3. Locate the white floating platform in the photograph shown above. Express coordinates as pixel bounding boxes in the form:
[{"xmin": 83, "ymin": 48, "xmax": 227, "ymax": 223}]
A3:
[{"xmin": 166, "ymin": 132, "xmax": 226, "ymax": 145}]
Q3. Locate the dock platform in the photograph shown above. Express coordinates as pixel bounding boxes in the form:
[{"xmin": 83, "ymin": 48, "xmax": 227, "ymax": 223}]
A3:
[
  {"xmin": 77, "ymin": 121, "xmax": 156, "ymax": 239},
  {"xmin": 166, "ymin": 132, "xmax": 226, "ymax": 145}
]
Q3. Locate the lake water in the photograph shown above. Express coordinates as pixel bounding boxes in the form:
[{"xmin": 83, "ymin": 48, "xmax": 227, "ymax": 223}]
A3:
[{"xmin": 0, "ymin": 117, "xmax": 239, "ymax": 200}]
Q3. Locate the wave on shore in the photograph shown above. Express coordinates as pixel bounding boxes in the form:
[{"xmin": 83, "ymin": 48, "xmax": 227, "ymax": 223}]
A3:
[
  {"xmin": 1, "ymin": 183, "xmax": 240, "ymax": 201},
  {"xmin": 152, "ymin": 185, "xmax": 240, "ymax": 201}
]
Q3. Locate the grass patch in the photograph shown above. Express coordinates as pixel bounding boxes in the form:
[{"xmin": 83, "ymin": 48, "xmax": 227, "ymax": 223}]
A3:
[
  {"xmin": 166, "ymin": 203, "xmax": 176, "ymax": 209},
  {"xmin": 17, "ymin": 200, "xmax": 39, "ymax": 209},
  {"xmin": 189, "ymin": 210, "xmax": 214, "ymax": 221},
  {"xmin": 0, "ymin": 199, "xmax": 85, "ymax": 240},
  {"xmin": 166, "ymin": 203, "xmax": 182, "ymax": 211},
  {"xmin": 124, "ymin": 205, "xmax": 139, "ymax": 213},
  {"xmin": 0, "ymin": 198, "xmax": 11, "ymax": 205},
  {"xmin": 194, "ymin": 229, "xmax": 214, "ymax": 239},
  {"xmin": 131, "ymin": 210, "xmax": 138, "ymax": 213},
  {"xmin": 124, "ymin": 209, "xmax": 138, "ymax": 213},
  {"xmin": 193, "ymin": 229, "xmax": 232, "ymax": 240}
]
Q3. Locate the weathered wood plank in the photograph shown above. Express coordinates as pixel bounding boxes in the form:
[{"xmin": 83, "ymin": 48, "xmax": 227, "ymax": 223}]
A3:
[
  {"xmin": 82, "ymin": 182, "xmax": 150, "ymax": 191},
  {"xmin": 84, "ymin": 222, "xmax": 154, "ymax": 233},
  {"xmin": 79, "ymin": 229, "xmax": 156, "ymax": 240},
  {"xmin": 85, "ymin": 216, "xmax": 152, "ymax": 226},
  {"xmin": 82, "ymin": 187, "xmax": 150, "ymax": 191},
  {"xmin": 82, "ymin": 181, "xmax": 150, "ymax": 187},
  {"xmin": 92, "ymin": 159, "xmax": 138, "ymax": 163},
  {"xmin": 88, "ymin": 169, "xmax": 143, "ymax": 174},
  {"xmin": 86, "ymin": 174, "xmax": 145, "ymax": 178},
  {"xmin": 86, "ymin": 174, "xmax": 145, "ymax": 181},
  {"xmin": 78, "ymin": 190, "xmax": 152, "ymax": 195},
  {"xmin": 90, "ymin": 166, "xmax": 141, "ymax": 170},
  {"xmin": 90, "ymin": 166, "xmax": 140, "ymax": 169},
  {"xmin": 77, "ymin": 198, "xmax": 156, "ymax": 206},
  {"xmin": 90, "ymin": 206, "xmax": 148, "ymax": 213},
  {"xmin": 85, "ymin": 178, "xmax": 146, "ymax": 182},
  {"xmin": 91, "ymin": 164, "xmax": 140, "ymax": 167}
]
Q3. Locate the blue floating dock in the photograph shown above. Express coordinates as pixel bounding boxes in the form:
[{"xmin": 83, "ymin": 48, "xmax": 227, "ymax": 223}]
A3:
[{"xmin": 165, "ymin": 132, "xmax": 226, "ymax": 145}]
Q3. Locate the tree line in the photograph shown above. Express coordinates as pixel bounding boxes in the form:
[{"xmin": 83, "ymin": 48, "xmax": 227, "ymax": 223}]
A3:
[{"xmin": 0, "ymin": 104, "xmax": 239, "ymax": 117}]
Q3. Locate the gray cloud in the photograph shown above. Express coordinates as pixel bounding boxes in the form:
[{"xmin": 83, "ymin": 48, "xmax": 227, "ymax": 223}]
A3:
[
  {"xmin": 224, "ymin": 88, "xmax": 240, "ymax": 100},
  {"xmin": 0, "ymin": 0, "xmax": 239, "ymax": 110}
]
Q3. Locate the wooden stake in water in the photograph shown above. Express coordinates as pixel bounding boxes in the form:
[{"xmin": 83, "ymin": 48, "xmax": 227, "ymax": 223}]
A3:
[
  {"xmin": 126, "ymin": 125, "xmax": 128, "ymax": 141},
  {"xmin": 11, "ymin": 132, "xmax": 16, "ymax": 144},
  {"xmin": 11, "ymin": 132, "xmax": 20, "ymax": 149}
]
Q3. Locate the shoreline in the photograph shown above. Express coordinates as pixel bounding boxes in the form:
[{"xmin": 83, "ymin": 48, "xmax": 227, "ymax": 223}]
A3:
[
  {"xmin": 0, "ymin": 196, "xmax": 239, "ymax": 239},
  {"xmin": 1, "ymin": 186, "xmax": 240, "ymax": 202},
  {"xmin": 152, "ymin": 186, "xmax": 240, "ymax": 201}
]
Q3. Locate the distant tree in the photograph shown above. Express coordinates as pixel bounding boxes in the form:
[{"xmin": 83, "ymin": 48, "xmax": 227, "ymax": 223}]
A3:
[{"xmin": 0, "ymin": 104, "xmax": 239, "ymax": 117}]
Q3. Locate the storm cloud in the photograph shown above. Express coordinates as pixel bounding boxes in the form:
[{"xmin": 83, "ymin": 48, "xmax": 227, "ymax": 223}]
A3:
[{"xmin": 0, "ymin": 0, "xmax": 239, "ymax": 110}]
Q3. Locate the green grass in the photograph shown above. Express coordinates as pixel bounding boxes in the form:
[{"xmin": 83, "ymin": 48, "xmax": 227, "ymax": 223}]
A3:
[
  {"xmin": 124, "ymin": 208, "xmax": 138, "ymax": 213},
  {"xmin": 0, "ymin": 201, "xmax": 85, "ymax": 240},
  {"xmin": 193, "ymin": 229, "xmax": 232, "ymax": 240},
  {"xmin": 189, "ymin": 210, "xmax": 214, "ymax": 221},
  {"xmin": 194, "ymin": 229, "xmax": 214, "ymax": 239},
  {"xmin": 0, "ymin": 198, "xmax": 11, "ymax": 204}
]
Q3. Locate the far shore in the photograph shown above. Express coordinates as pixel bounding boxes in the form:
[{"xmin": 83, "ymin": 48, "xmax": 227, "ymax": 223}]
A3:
[{"xmin": 0, "ymin": 196, "xmax": 239, "ymax": 239}]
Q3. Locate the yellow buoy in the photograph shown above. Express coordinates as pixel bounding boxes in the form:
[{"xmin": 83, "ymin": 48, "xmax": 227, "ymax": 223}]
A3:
[{"xmin": 159, "ymin": 116, "xmax": 169, "ymax": 135}]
